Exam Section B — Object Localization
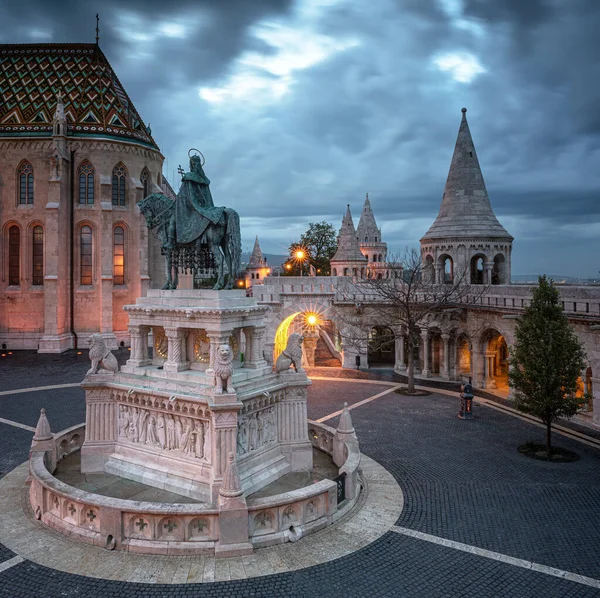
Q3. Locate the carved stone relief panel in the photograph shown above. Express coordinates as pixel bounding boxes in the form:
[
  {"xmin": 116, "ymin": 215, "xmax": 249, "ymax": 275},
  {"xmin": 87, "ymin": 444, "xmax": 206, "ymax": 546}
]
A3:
[
  {"xmin": 117, "ymin": 403, "xmax": 211, "ymax": 462},
  {"xmin": 236, "ymin": 406, "xmax": 277, "ymax": 456}
]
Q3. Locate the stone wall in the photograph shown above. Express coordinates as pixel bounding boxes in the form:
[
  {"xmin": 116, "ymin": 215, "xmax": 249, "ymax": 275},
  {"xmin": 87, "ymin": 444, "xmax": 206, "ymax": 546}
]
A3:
[{"xmin": 0, "ymin": 137, "xmax": 164, "ymax": 350}]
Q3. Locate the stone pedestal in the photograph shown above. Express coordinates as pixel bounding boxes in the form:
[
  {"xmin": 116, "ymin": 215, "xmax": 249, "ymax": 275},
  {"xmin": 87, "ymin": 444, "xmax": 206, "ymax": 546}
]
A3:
[{"xmin": 81, "ymin": 289, "xmax": 312, "ymax": 503}]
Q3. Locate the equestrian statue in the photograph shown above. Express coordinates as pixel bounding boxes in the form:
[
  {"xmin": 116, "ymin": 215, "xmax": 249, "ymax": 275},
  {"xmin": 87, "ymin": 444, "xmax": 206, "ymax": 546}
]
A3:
[{"xmin": 138, "ymin": 150, "xmax": 241, "ymax": 290}]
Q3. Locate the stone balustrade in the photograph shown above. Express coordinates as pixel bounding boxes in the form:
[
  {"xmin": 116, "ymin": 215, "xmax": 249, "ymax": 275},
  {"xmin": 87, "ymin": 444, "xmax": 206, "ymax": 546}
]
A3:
[{"xmin": 28, "ymin": 418, "xmax": 363, "ymax": 555}]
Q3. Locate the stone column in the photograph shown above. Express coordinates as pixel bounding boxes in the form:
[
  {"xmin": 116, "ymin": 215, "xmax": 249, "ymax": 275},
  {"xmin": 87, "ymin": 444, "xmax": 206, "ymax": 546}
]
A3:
[
  {"xmin": 303, "ymin": 333, "xmax": 318, "ymax": 367},
  {"xmin": 394, "ymin": 334, "xmax": 406, "ymax": 372},
  {"xmin": 435, "ymin": 265, "xmax": 443, "ymax": 285},
  {"xmin": 244, "ymin": 326, "xmax": 267, "ymax": 369},
  {"xmin": 471, "ymin": 348, "xmax": 485, "ymax": 387},
  {"xmin": 164, "ymin": 327, "xmax": 189, "ymax": 372},
  {"xmin": 485, "ymin": 351, "xmax": 497, "ymax": 388},
  {"xmin": 421, "ymin": 330, "xmax": 430, "ymax": 377},
  {"xmin": 441, "ymin": 333, "xmax": 450, "ymax": 379},
  {"xmin": 126, "ymin": 325, "xmax": 151, "ymax": 366},
  {"xmin": 484, "ymin": 261, "xmax": 494, "ymax": 285}
]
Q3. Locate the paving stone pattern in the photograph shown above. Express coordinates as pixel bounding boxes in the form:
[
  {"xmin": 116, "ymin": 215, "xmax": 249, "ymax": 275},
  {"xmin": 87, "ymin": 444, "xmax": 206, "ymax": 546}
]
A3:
[
  {"xmin": 0, "ymin": 353, "xmax": 599, "ymax": 596},
  {"xmin": 353, "ymin": 391, "xmax": 600, "ymax": 579},
  {"xmin": 0, "ymin": 533, "xmax": 598, "ymax": 598}
]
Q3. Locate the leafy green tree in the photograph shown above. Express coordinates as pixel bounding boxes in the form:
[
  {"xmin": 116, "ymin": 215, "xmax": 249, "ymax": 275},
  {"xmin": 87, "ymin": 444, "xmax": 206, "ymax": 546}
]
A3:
[
  {"xmin": 509, "ymin": 275, "xmax": 587, "ymax": 455},
  {"xmin": 287, "ymin": 222, "xmax": 337, "ymax": 276}
]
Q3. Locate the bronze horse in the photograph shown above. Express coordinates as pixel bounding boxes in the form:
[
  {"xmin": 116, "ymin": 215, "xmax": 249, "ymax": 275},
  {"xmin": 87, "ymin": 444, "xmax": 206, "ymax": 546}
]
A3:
[{"xmin": 138, "ymin": 193, "xmax": 241, "ymax": 290}]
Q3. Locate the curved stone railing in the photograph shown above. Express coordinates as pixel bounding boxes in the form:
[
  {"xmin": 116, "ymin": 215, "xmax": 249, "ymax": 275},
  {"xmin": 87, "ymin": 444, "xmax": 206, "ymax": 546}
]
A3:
[{"xmin": 28, "ymin": 419, "xmax": 363, "ymax": 554}]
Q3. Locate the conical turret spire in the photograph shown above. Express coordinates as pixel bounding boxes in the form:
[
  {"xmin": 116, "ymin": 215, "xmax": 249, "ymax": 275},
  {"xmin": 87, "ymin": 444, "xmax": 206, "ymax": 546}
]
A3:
[
  {"xmin": 337, "ymin": 402, "xmax": 355, "ymax": 435},
  {"xmin": 421, "ymin": 108, "xmax": 512, "ymax": 241},
  {"xmin": 357, "ymin": 193, "xmax": 382, "ymax": 243},
  {"xmin": 248, "ymin": 236, "xmax": 264, "ymax": 267},
  {"xmin": 331, "ymin": 205, "xmax": 367, "ymax": 263},
  {"xmin": 33, "ymin": 408, "xmax": 53, "ymax": 441}
]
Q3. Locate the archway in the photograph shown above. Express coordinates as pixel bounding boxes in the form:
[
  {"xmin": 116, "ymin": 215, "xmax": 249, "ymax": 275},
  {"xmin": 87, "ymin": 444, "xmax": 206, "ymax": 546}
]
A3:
[
  {"xmin": 273, "ymin": 309, "xmax": 341, "ymax": 368},
  {"xmin": 471, "ymin": 255, "xmax": 485, "ymax": 285},
  {"xmin": 481, "ymin": 329, "xmax": 509, "ymax": 390},
  {"xmin": 438, "ymin": 254, "xmax": 453, "ymax": 284},
  {"xmin": 368, "ymin": 326, "xmax": 394, "ymax": 365}
]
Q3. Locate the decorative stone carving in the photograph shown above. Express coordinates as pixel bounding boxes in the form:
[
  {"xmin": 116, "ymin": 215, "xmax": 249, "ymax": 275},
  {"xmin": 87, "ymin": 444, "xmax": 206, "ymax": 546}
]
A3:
[
  {"xmin": 86, "ymin": 334, "xmax": 118, "ymax": 375},
  {"xmin": 275, "ymin": 333, "xmax": 304, "ymax": 373},
  {"xmin": 214, "ymin": 344, "xmax": 235, "ymax": 394},
  {"xmin": 236, "ymin": 407, "xmax": 277, "ymax": 456},
  {"xmin": 117, "ymin": 404, "xmax": 210, "ymax": 461}
]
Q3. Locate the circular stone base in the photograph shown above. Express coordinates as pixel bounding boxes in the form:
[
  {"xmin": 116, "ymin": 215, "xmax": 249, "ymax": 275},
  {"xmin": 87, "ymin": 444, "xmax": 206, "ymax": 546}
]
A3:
[{"xmin": 0, "ymin": 457, "xmax": 402, "ymax": 584}]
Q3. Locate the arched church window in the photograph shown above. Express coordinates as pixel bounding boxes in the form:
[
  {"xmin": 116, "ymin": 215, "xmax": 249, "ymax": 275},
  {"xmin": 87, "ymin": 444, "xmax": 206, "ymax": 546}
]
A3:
[
  {"xmin": 32, "ymin": 226, "xmax": 44, "ymax": 286},
  {"xmin": 80, "ymin": 225, "xmax": 93, "ymax": 285},
  {"xmin": 365, "ymin": 236, "xmax": 368, "ymax": 242},
  {"xmin": 18, "ymin": 161, "xmax": 34, "ymax": 205},
  {"xmin": 112, "ymin": 163, "xmax": 127, "ymax": 206},
  {"xmin": 113, "ymin": 226, "xmax": 125, "ymax": 285},
  {"xmin": 78, "ymin": 161, "xmax": 95, "ymax": 204},
  {"xmin": 8, "ymin": 225, "xmax": 20, "ymax": 286},
  {"xmin": 140, "ymin": 168, "xmax": 150, "ymax": 199}
]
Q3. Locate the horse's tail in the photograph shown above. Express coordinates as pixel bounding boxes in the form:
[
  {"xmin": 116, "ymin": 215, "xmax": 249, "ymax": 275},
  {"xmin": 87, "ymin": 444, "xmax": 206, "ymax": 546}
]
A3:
[{"xmin": 225, "ymin": 209, "xmax": 242, "ymax": 279}]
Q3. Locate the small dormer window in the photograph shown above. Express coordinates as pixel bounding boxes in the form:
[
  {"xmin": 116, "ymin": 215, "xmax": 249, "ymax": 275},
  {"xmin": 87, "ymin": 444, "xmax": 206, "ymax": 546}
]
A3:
[{"xmin": 469, "ymin": 151, "xmax": 473, "ymax": 157}]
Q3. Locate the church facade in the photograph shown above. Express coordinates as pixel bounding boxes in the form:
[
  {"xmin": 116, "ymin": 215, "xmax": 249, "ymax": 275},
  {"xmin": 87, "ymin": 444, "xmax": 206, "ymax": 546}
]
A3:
[{"xmin": 0, "ymin": 43, "xmax": 168, "ymax": 351}]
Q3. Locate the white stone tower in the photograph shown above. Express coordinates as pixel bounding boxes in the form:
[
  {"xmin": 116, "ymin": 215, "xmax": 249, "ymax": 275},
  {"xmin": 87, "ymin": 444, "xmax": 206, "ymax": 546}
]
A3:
[
  {"xmin": 420, "ymin": 108, "xmax": 513, "ymax": 285},
  {"xmin": 357, "ymin": 193, "xmax": 388, "ymax": 278},
  {"xmin": 330, "ymin": 205, "xmax": 368, "ymax": 277},
  {"xmin": 244, "ymin": 236, "xmax": 270, "ymax": 290}
]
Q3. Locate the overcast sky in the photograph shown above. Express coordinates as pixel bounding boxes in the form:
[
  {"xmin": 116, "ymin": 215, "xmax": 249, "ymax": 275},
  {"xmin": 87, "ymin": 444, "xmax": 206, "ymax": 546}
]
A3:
[{"xmin": 2, "ymin": 0, "xmax": 599, "ymax": 276}]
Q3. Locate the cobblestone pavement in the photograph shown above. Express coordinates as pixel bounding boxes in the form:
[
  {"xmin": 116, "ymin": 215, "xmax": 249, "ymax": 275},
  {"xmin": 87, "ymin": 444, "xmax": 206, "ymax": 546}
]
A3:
[{"xmin": 0, "ymin": 352, "xmax": 599, "ymax": 597}]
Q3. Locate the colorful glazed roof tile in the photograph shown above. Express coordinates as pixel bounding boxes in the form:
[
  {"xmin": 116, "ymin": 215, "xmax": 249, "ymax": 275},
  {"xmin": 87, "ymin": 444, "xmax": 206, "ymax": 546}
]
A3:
[{"xmin": 0, "ymin": 43, "xmax": 158, "ymax": 150}]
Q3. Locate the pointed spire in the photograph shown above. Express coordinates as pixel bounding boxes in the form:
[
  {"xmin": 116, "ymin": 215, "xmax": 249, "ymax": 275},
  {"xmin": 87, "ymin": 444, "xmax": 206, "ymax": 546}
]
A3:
[
  {"xmin": 331, "ymin": 206, "xmax": 367, "ymax": 263},
  {"xmin": 357, "ymin": 192, "xmax": 382, "ymax": 243},
  {"xmin": 422, "ymin": 107, "xmax": 512, "ymax": 241},
  {"xmin": 337, "ymin": 402, "xmax": 355, "ymax": 435},
  {"xmin": 219, "ymin": 453, "xmax": 244, "ymax": 498},
  {"xmin": 33, "ymin": 408, "xmax": 53, "ymax": 441},
  {"xmin": 248, "ymin": 236, "xmax": 264, "ymax": 268}
]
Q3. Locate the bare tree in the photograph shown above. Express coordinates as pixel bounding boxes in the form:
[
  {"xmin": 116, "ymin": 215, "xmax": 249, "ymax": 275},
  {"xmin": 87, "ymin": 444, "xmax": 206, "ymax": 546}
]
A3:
[{"xmin": 335, "ymin": 248, "xmax": 488, "ymax": 393}]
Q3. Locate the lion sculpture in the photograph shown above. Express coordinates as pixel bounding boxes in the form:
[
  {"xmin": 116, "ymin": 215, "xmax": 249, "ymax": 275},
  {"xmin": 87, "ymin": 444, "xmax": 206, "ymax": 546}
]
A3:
[
  {"xmin": 275, "ymin": 333, "xmax": 304, "ymax": 373},
  {"xmin": 214, "ymin": 344, "xmax": 235, "ymax": 394},
  {"xmin": 87, "ymin": 334, "xmax": 119, "ymax": 375}
]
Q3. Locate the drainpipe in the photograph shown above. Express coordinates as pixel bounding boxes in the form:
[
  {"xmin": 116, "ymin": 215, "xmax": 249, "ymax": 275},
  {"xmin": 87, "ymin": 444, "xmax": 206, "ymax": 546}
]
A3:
[{"xmin": 70, "ymin": 149, "xmax": 76, "ymax": 349}]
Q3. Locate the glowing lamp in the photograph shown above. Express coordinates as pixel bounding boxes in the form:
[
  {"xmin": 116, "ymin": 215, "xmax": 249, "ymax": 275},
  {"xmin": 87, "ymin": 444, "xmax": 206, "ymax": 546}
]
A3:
[
  {"xmin": 295, "ymin": 250, "xmax": 305, "ymax": 260},
  {"xmin": 285, "ymin": 264, "xmax": 292, "ymax": 270},
  {"xmin": 306, "ymin": 314, "xmax": 318, "ymax": 326}
]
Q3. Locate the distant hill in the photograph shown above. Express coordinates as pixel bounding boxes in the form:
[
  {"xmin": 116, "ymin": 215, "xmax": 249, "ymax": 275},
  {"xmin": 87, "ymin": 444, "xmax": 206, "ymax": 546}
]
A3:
[{"xmin": 512, "ymin": 274, "xmax": 600, "ymax": 285}]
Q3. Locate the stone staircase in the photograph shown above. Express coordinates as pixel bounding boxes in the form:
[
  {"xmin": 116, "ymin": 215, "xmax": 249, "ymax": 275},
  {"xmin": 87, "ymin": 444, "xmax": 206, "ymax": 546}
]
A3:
[{"xmin": 314, "ymin": 335, "xmax": 342, "ymax": 367}]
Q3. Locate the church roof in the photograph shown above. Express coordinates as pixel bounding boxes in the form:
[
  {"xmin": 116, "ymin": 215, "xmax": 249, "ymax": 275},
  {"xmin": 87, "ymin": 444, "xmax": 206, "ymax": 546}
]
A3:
[
  {"xmin": 356, "ymin": 193, "xmax": 382, "ymax": 242},
  {"xmin": 0, "ymin": 43, "xmax": 158, "ymax": 150},
  {"xmin": 248, "ymin": 236, "xmax": 265, "ymax": 268},
  {"xmin": 331, "ymin": 205, "xmax": 368, "ymax": 263},
  {"xmin": 421, "ymin": 108, "xmax": 512, "ymax": 242}
]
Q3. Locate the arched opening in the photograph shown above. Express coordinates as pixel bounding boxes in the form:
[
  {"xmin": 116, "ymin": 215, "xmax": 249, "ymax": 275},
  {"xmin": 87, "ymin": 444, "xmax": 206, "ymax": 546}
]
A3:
[
  {"xmin": 481, "ymin": 330, "xmax": 509, "ymax": 391},
  {"xmin": 492, "ymin": 253, "xmax": 506, "ymax": 285},
  {"xmin": 332, "ymin": 268, "xmax": 337, "ymax": 276},
  {"xmin": 368, "ymin": 326, "xmax": 394, "ymax": 365},
  {"xmin": 438, "ymin": 254, "xmax": 453, "ymax": 284},
  {"xmin": 273, "ymin": 311, "xmax": 340, "ymax": 368},
  {"xmin": 470, "ymin": 255, "xmax": 485, "ymax": 285}
]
